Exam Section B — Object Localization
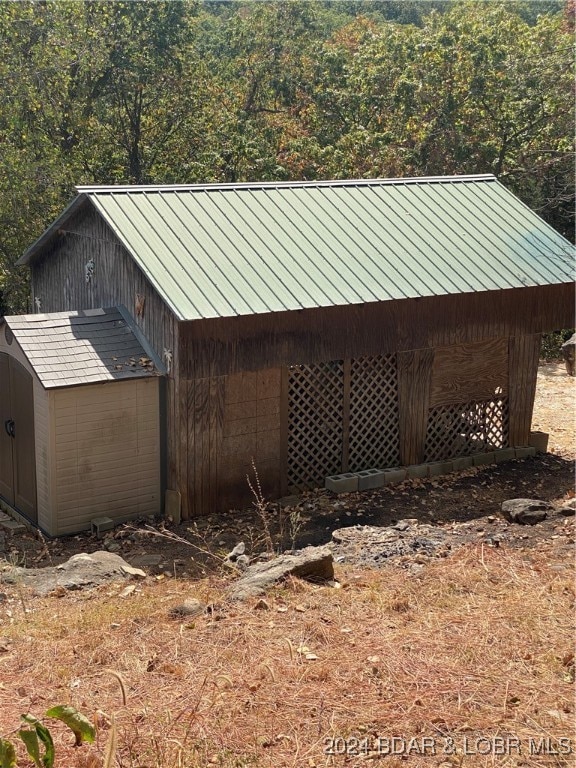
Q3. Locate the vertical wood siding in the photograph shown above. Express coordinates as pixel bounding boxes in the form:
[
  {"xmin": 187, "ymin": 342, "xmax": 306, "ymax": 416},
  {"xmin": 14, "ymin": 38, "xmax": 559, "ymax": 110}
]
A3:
[
  {"xmin": 30, "ymin": 203, "xmax": 181, "ymax": 496},
  {"xmin": 508, "ymin": 334, "xmax": 542, "ymax": 446},
  {"xmin": 53, "ymin": 378, "xmax": 161, "ymax": 535},
  {"xmin": 181, "ymin": 368, "xmax": 282, "ymax": 516}
]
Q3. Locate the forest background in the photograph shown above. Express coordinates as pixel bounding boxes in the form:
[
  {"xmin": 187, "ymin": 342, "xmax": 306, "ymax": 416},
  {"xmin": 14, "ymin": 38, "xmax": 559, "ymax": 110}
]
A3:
[{"xmin": 0, "ymin": 0, "xmax": 573, "ymax": 315}]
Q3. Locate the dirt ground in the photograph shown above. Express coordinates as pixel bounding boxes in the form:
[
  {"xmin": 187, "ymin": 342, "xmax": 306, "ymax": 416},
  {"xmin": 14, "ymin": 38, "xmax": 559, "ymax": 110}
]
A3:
[{"xmin": 2, "ymin": 361, "xmax": 574, "ymax": 575}]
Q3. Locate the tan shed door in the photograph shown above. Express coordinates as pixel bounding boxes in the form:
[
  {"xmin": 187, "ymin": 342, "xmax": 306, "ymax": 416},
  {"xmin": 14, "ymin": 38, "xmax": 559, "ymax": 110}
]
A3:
[{"xmin": 0, "ymin": 352, "xmax": 37, "ymax": 522}]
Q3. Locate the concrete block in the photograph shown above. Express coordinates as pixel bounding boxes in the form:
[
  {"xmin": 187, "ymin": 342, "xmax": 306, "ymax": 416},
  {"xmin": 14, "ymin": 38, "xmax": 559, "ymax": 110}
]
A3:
[
  {"xmin": 356, "ymin": 468, "xmax": 386, "ymax": 491},
  {"xmin": 427, "ymin": 461, "xmax": 454, "ymax": 477},
  {"xmin": 325, "ymin": 473, "xmax": 359, "ymax": 494},
  {"xmin": 0, "ymin": 519, "xmax": 26, "ymax": 535},
  {"xmin": 472, "ymin": 452, "xmax": 496, "ymax": 467},
  {"xmin": 451, "ymin": 456, "xmax": 474, "ymax": 472},
  {"xmin": 91, "ymin": 516, "xmax": 115, "ymax": 538},
  {"xmin": 494, "ymin": 448, "xmax": 517, "ymax": 464},
  {"xmin": 383, "ymin": 468, "xmax": 407, "ymax": 485},
  {"xmin": 514, "ymin": 446, "xmax": 536, "ymax": 459},
  {"xmin": 529, "ymin": 431, "xmax": 549, "ymax": 453},
  {"xmin": 407, "ymin": 464, "xmax": 428, "ymax": 479}
]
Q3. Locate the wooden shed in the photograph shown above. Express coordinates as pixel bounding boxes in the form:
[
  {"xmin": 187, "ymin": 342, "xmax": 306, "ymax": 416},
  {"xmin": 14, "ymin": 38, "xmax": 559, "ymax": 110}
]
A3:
[
  {"xmin": 14, "ymin": 175, "xmax": 575, "ymax": 525},
  {"xmin": 0, "ymin": 307, "xmax": 164, "ymax": 535}
]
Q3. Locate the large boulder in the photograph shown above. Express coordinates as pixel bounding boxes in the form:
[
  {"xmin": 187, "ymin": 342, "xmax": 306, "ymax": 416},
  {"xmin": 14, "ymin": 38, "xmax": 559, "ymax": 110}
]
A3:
[{"xmin": 0, "ymin": 551, "xmax": 146, "ymax": 595}]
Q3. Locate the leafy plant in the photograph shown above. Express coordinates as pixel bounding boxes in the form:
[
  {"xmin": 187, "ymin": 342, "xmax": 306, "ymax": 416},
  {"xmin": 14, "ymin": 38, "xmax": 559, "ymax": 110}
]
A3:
[
  {"xmin": 541, "ymin": 329, "xmax": 574, "ymax": 361},
  {"xmin": 1, "ymin": 706, "xmax": 95, "ymax": 768}
]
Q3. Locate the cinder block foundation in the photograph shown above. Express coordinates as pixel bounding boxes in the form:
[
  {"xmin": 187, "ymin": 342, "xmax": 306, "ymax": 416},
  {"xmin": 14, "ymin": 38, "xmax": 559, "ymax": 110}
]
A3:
[
  {"xmin": 357, "ymin": 468, "xmax": 386, "ymax": 491},
  {"xmin": 451, "ymin": 456, "xmax": 474, "ymax": 471},
  {"xmin": 325, "ymin": 473, "xmax": 359, "ymax": 494},
  {"xmin": 428, "ymin": 461, "xmax": 453, "ymax": 477},
  {"xmin": 473, "ymin": 452, "xmax": 496, "ymax": 466},
  {"xmin": 383, "ymin": 468, "xmax": 407, "ymax": 485},
  {"xmin": 514, "ymin": 446, "xmax": 536, "ymax": 459},
  {"xmin": 494, "ymin": 448, "xmax": 517, "ymax": 463},
  {"xmin": 407, "ymin": 464, "xmax": 428, "ymax": 479},
  {"xmin": 529, "ymin": 431, "xmax": 549, "ymax": 453}
]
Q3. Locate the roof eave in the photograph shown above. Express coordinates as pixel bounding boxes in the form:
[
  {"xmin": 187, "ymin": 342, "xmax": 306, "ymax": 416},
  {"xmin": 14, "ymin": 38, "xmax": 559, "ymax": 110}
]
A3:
[{"xmin": 16, "ymin": 194, "xmax": 89, "ymax": 267}]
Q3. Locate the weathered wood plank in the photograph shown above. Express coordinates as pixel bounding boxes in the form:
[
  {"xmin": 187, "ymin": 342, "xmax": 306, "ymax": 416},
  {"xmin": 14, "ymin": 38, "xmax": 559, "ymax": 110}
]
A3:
[
  {"xmin": 397, "ymin": 348, "xmax": 434, "ymax": 466},
  {"xmin": 279, "ymin": 367, "xmax": 289, "ymax": 496},
  {"xmin": 430, "ymin": 338, "xmax": 509, "ymax": 407},
  {"xmin": 179, "ymin": 376, "xmax": 190, "ymax": 520},
  {"xmin": 192, "ymin": 377, "xmax": 210, "ymax": 517},
  {"xmin": 341, "ymin": 358, "xmax": 351, "ymax": 472},
  {"xmin": 508, "ymin": 334, "xmax": 542, "ymax": 446},
  {"xmin": 178, "ymin": 283, "xmax": 573, "ymax": 379},
  {"xmin": 209, "ymin": 375, "xmax": 225, "ymax": 515}
]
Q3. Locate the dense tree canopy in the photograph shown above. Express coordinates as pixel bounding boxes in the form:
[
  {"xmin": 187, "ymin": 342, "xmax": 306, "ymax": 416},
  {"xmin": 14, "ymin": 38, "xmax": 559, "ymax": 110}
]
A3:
[{"xmin": 0, "ymin": 0, "xmax": 572, "ymax": 313}]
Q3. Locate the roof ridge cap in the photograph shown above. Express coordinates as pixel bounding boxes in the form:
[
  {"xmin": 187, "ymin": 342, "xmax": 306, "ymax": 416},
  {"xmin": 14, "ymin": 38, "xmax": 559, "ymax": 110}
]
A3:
[{"xmin": 76, "ymin": 174, "xmax": 497, "ymax": 195}]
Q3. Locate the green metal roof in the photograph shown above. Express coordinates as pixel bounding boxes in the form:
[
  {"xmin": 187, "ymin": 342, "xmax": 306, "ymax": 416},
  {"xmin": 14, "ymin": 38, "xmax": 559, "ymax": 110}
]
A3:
[{"xmin": 21, "ymin": 175, "xmax": 574, "ymax": 322}]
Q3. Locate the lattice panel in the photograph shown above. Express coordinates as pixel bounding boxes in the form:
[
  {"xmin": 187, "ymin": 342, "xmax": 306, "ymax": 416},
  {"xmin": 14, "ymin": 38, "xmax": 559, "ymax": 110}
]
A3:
[
  {"xmin": 287, "ymin": 361, "xmax": 344, "ymax": 491},
  {"xmin": 424, "ymin": 398, "xmax": 509, "ymax": 462},
  {"xmin": 348, "ymin": 354, "xmax": 400, "ymax": 472}
]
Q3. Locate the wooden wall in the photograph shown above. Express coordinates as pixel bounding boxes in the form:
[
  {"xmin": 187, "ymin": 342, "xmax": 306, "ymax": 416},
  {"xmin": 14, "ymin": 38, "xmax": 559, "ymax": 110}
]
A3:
[
  {"xmin": 178, "ymin": 282, "xmax": 572, "ymax": 516},
  {"xmin": 30, "ymin": 204, "xmax": 181, "ymax": 496},
  {"xmin": 178, "ymin": 283, "xmax": 574, "ymax": 378},
  {"xmin": 180, "ymin": 368, "xmax": 282, "ymax": 518}
]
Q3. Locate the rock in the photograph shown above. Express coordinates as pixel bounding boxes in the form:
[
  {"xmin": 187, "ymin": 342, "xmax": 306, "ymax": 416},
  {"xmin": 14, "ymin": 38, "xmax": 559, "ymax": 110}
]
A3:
[
  {"xmin": 0, "ymin": 551, "xmax": 149, "ymax": 596},
  {"xmin": 128, "ymin": 554, "xmax": 163, "ymax": 568},
  {"xmin": 169, "ymin": 598, "xmax": 206, "ymax": 619},
  {"xmin": 254, "ymin": 598, "xmax": 270, "ymax": 610},
  {"xmin": 228, "ymin": 546, "xmax": 334, "ymax": 601},
  {"xmin": 226, "ymin": 542, "xmax": 246, "ymax": 561},
  {"xmin": 120, "ymin": 564, "xmax": 147, "ymax": 580},
  {"xmin": 560, "ymin": 333, "xmax": 576, "ymax": 376},
  {"xmin": 103, "ymin": 538, "xmax": 121, "ymax": 552},
  {"xmin": 235, "ymin": 554, "xmax": 250, "ymax": 570},
  {"xmin": 501, "ymin": 498, "xmax": 554, "ymax": 525},
  {"xmin": 558, "ymin": 499, "xmax": 576, "ymax": 516}
]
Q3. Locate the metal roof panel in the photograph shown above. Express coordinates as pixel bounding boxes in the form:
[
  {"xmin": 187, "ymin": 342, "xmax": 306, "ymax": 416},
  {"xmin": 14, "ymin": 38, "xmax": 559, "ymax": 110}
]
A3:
[{"xmin": 19, "ymin": 176, "xmax": 575, "ymax": 320}]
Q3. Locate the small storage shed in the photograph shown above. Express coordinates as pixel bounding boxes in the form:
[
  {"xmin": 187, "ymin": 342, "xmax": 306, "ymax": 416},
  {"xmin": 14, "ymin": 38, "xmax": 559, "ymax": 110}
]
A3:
[
  {"xmin": 15, "ymin": 175, "xmax": 575, "ymax": 524},
  {"xmin": 0, "ymin": 307, "xmax": 164, "ymax": 535}
]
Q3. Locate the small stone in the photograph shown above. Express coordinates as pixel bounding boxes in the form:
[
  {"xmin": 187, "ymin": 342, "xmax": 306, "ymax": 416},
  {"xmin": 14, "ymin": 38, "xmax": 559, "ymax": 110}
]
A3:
[
  {"xmin": 559, "ymin": 500, "xmax": 576, "ymax": 517},
  {"xmin": 235, "ymin": 554, "xmax": 250, "ymax": 570},
  {"xmin": 227, "ymin": 542, "xmax": 246, "ymax": 561},
  {"xmin": 254, "ymin": 598, "xmax": 270, "ymax": 610},
  {"xmin": 501, "ymin": 498, "xmax": 553, "ymax": 525},
  {"xmin": 104, "ymin": 538, "xmax": 121, "ymax": 552},
  {"xmin": 169, "ymin": 598, "xmax": 206, "ymax": 619},
  {"xmin": 120, "ymin": 565, "xmax": 146, "ymax": 580}
]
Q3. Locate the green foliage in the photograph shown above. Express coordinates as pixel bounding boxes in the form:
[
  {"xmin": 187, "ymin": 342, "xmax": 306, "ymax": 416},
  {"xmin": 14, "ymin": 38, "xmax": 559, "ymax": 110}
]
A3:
[
  {"xmin": 44, "ymin": 706, "xmax": 95, "ymax": 748},
  {"xmin": 541, "ymin": 330, "xmax": 575, "ymax": 360},
  {"xmin": 1, "ymin": 707, "xmax": 94, "ymax": 768},
  {"xmin": 0, "ymin": 0, "xmax": 572, "ymax": 312},
  {"xmin": 0, "ymin": 739, "xmax": 17, "ymax": 768}
]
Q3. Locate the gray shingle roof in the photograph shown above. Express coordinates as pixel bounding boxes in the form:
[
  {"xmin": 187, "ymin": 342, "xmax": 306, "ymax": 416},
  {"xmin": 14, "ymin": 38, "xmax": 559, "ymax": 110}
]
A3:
[
  {"xmin": 19, "ymin": 175, "xmax": 575, "ymax": 322},
  {"xmin": 3, "ymin": 307, "xmax": 163, "ymax": 388}
]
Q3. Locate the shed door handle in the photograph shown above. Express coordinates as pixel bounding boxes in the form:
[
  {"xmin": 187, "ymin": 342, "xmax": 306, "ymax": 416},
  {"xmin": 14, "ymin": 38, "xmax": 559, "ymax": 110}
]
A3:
[{"xmin": 4, "ymin": 419, "xmax": 15, "ymax": 438}]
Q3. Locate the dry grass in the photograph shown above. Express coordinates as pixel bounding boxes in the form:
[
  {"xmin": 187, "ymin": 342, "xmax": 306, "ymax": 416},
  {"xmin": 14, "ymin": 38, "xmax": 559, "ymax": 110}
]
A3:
[
  {"xmin": 0, "ymin": 541, "xmax": 573, "ymax": 768},
  {"xmin": 533, "ymin": 363, "xmax": 576, "ymax": 459}
]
